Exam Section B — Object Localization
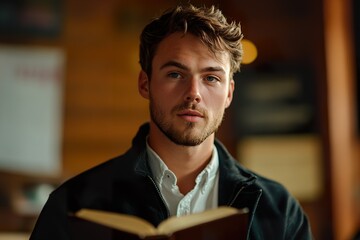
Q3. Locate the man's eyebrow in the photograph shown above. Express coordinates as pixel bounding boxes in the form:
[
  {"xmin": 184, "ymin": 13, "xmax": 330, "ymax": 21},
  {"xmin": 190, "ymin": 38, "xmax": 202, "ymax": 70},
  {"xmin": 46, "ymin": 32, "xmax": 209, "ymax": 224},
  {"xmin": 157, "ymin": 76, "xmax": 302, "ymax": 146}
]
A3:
[
  {"xmin": 160, "ymin": 61, "xmax": 189, "ymax": 71},
  {"xmin": 160, "ymin": 61, "xmax": 226, "ymax": 74},
  {"xmin": 202, "ymin": 66, "xmax": 226, "ymax": 74}
]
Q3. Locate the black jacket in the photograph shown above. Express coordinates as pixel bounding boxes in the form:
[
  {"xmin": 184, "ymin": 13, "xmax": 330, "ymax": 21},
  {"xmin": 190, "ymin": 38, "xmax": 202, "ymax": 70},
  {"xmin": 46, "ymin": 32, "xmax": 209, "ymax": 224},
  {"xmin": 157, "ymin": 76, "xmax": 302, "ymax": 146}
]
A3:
[{"xmin": 30, "ymin": 123, "xmax": 312, "ymax": 239}]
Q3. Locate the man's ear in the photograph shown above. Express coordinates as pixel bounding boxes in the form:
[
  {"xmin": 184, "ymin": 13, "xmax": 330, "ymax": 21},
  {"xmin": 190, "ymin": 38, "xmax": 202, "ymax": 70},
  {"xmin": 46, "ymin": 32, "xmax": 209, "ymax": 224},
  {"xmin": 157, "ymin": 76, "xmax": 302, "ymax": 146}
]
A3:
[
  {"xmin": 225, "ymin": 79, "xmax": 235, "ymax": 108},
  {"xmin": 138, "ymin": 70, "xmax": 150, "ymax": 99}
]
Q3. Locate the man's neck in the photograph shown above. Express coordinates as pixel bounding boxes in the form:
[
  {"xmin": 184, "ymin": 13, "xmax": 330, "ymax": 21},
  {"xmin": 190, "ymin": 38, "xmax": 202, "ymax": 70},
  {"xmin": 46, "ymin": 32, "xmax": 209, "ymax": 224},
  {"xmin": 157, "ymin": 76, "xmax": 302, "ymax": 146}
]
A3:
[{"xmin": 147, "ymin": 123, "xmax": 214, "ymax": 194}]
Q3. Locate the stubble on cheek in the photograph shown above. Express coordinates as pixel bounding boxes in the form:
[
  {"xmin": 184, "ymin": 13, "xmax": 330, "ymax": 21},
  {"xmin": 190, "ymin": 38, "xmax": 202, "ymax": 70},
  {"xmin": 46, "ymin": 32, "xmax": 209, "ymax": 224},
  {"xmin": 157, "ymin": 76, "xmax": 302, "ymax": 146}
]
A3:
[{"xmin": 149, "ymin": 94, "xmax": 225, "ymax": 146}]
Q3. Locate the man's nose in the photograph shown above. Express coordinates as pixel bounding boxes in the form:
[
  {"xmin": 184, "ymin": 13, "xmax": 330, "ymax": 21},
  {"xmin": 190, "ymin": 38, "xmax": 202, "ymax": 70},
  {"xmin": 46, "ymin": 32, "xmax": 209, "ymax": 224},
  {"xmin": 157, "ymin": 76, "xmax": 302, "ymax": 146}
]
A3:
[{"xmin": 184, "ymin": 78, "xmax": 202, "ymax": 103}]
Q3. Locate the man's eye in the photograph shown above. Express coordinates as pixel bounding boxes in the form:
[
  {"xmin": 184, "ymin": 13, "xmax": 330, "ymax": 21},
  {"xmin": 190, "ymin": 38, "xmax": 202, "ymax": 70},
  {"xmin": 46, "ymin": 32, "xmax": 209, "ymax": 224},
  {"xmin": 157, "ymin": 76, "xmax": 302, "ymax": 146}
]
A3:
[
  {"xmin": 205, "ymin": 76, "xmax": 220, "ymax": 82},
  {"xmin": 168, "ymin": 72, "xmax": 182, "ymax": 79}
]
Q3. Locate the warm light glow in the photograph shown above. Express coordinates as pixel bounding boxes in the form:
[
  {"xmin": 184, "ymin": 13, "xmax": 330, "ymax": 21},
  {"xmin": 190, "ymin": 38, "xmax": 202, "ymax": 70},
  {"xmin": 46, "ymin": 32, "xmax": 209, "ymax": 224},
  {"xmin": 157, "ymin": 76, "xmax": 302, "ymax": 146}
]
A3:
[{"xmin": 242, "ymin": 39, "xmax": 258, "ymax": 64}]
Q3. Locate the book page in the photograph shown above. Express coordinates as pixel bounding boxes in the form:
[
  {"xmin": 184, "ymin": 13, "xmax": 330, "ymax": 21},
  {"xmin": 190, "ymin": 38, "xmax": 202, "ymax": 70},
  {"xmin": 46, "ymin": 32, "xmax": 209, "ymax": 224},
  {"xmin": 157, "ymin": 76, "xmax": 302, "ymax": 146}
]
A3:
[
  {"xmin": 157, "ymin": 206, "xmax": 245, "ymax": 235},
  {"xmin": 75, "ymin": 209, "xmax": 157, "ymax": 237}
]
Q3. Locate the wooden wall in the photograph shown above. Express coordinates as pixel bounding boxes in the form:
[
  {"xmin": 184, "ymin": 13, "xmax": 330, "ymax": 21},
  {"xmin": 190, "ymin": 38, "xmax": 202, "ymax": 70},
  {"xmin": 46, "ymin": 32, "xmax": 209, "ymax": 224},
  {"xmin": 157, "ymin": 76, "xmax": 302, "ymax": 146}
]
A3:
[{"xmin": 61, "ymin": 1, "xmax": 161, "ymax": 177}]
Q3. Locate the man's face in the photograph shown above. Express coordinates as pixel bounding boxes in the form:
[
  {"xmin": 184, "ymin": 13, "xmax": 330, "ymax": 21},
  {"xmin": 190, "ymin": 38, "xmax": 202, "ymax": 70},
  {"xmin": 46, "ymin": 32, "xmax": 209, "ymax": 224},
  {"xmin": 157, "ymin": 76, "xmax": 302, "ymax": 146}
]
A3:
[{"xmin": 139, "ymin": 32, "xmax": 234, "ymax": 146}]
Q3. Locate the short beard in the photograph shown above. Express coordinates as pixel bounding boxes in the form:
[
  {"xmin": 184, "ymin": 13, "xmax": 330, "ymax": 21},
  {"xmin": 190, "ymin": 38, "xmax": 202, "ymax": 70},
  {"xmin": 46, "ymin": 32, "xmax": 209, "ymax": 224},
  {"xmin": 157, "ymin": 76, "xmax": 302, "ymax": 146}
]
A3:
[{"xmin": 149, "ymin": 97, "xmax": 224, "ymax": 146}]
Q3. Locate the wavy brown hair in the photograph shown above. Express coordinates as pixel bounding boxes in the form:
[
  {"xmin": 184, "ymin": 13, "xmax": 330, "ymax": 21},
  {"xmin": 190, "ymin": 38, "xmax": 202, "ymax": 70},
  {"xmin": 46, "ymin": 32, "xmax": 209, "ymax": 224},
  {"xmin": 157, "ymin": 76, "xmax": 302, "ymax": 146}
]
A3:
[{"xmin": 139, "ymin": 4, "xmax": 243, "ymax": 78}]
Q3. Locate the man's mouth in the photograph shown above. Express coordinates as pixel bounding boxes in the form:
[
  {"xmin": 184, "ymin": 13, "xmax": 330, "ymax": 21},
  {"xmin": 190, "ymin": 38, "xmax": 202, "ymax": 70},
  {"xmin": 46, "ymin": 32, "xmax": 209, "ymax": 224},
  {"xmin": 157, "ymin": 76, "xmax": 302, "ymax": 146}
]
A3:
[{"xmin": 177, "ymin": 109, "xmax": 204, "ymax": 122}]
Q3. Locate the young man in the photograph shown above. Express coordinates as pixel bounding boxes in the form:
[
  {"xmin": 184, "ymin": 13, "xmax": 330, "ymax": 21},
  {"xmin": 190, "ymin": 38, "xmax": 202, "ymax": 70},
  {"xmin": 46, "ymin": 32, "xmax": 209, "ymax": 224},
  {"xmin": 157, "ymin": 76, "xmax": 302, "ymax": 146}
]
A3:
[{"xmin": 30, "ymin": 4, "xmax": 313, "ymax": 239}]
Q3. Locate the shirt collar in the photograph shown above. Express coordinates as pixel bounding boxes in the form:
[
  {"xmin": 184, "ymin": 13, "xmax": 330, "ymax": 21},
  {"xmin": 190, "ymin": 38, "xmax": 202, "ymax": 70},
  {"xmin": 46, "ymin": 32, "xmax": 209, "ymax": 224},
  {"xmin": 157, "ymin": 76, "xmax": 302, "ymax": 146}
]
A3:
[{"xmin": 146, "ymin": 138, "xmax": 219, "ymax": 191}]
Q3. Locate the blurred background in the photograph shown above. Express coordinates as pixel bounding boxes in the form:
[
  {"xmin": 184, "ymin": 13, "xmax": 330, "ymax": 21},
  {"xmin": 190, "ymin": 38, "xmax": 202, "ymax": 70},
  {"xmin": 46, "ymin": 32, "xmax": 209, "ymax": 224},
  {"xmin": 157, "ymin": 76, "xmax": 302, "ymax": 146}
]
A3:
[{"xmin": 0, "ymin": 0, "xmax": 359, "ymax": 239}]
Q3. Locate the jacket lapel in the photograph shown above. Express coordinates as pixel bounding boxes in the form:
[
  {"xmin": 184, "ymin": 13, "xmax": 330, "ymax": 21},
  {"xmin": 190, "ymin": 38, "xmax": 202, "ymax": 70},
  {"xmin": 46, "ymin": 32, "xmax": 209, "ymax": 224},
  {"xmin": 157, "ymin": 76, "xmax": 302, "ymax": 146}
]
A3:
[{"xmin": 216, "ymin": 139, "xmax": 262, "ymax": 232}]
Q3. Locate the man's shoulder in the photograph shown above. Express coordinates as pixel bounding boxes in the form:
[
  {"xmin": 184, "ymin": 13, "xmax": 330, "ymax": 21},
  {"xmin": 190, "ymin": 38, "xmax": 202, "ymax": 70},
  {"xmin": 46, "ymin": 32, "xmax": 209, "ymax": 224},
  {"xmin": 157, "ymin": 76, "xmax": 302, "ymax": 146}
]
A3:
[
  {"xmin": 229, "ymin": 159, "xmax": 294, "ymax": 201},
  {"xmin": 54, "ymin": 149, "xmax": 142, "ymax": 193},
  {"xmin": 252, "ymin": 171, "xmax": 290, "ymax": 196},
  {"xmin": 215, "ymin": 141, "xmax": 291, "ymax": 198},
  {"xmin": 50, "ymin": 124, "xmax": 151, "ymax": 201},
  {"xmin": 46, "ymin": 148, "xmax": 147, "ymax": 212},
  {"xmin": 244, "ymin": 167, "xmax": 302, "ymax": 212}
]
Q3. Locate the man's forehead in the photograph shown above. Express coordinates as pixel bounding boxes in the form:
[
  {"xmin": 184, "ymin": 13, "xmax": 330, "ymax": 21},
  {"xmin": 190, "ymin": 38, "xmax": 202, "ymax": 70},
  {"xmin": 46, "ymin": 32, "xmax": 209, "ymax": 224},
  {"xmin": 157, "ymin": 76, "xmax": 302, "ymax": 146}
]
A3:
[{"xmin": 155, "ymin": 34, "xmax": 230, "ymax": 64}]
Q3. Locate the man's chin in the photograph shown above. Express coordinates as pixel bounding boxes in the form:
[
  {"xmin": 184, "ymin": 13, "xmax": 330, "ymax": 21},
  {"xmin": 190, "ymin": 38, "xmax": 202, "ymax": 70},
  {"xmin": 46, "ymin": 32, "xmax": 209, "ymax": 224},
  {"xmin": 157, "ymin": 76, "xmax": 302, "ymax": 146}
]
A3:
[
  {"xmin": 151, "ymin": 119, "xmax": 209, "ymax": 146},
  {"xmin": 171, "ymin": 137, "xmax": 204, "ymax": 147},
  {"xmin": 168, "ymin": 129, "xmax": 208, "ymax": 146}
]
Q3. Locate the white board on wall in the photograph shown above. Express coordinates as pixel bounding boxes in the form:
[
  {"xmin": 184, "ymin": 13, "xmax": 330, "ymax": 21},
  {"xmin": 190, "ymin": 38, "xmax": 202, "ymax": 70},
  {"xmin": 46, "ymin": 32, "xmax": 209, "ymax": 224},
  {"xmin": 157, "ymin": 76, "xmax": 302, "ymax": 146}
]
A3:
[{"xmin": 0, "ymin": 45, "xmax": 64, "ymax": 176}]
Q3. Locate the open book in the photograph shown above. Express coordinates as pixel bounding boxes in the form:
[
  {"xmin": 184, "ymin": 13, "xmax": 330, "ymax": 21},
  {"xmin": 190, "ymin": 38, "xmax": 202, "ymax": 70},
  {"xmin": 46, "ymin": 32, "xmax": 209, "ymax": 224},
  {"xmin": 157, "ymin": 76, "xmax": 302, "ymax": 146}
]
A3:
[{"xmin": 68, "ymin": 206, "xmax": 249, "ymax": 240}]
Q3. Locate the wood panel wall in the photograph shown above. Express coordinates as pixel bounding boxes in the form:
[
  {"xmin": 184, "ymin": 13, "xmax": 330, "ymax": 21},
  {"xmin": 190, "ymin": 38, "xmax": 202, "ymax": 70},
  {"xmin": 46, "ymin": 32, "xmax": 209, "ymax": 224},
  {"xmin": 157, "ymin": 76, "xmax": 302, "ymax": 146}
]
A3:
[{"xmin": 61, "ymin": 1, "xmax": 159, "ymax": 177}]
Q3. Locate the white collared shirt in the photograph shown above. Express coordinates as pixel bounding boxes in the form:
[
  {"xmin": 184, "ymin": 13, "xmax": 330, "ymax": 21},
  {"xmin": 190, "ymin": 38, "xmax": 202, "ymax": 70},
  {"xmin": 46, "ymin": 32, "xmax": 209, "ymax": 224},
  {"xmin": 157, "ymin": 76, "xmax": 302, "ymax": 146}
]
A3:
[{"xmin": 146, "ymin": 142, "xmax": 219, "ymax": 217}]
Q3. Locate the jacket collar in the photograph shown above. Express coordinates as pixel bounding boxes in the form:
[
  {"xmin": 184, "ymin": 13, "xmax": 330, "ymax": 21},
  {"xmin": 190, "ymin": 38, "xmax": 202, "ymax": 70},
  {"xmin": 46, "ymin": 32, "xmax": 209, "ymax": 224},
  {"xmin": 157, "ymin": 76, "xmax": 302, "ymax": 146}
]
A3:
[
  {"xmin": 132, "ymin": 123, "xmax": 151, "ymax": 176},
  {"xmin": 132, "ymin": 123, "xmax": 256, "ymax": 180},
  {"xmin": 132, "ymin": 122, "xmax": 262, "ymax": 203},
  {"xmin": 214, "ymin": 139, "xmax": 260, "ymax": 204}
]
